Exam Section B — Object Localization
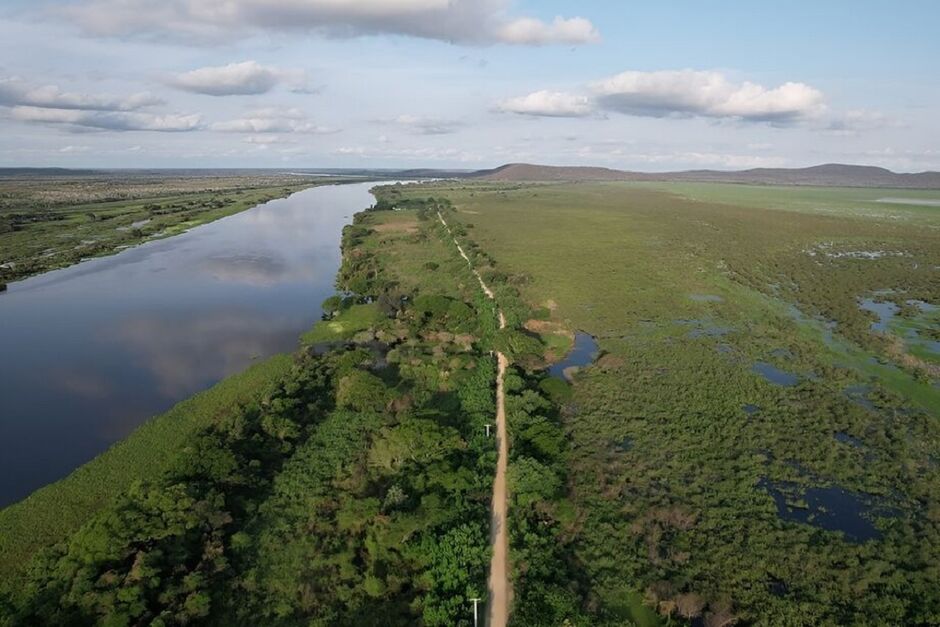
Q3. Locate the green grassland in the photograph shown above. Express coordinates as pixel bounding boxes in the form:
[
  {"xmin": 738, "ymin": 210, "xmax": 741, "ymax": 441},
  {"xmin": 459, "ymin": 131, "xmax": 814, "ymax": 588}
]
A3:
[
  {"xmin": 379, "ymin": 180, "xmax": 940, "ymax": 625},
  {"xmin": 0, "ymin": 174, "xmax": 341, "ymax": 285}
]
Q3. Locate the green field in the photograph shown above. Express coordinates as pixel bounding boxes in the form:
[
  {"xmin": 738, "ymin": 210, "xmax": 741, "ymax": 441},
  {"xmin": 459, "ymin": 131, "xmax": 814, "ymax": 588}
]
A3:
[
  {"xmin": 377, "ymin": 180, "xmax": 940, "ymax": 625},
  {"xmin": 2, "ymin": 178, "xmax": 938, "ymax": 626},
  {"xmin": 0, "ymin": 174, "xmax": 341, "ymax": 285}
]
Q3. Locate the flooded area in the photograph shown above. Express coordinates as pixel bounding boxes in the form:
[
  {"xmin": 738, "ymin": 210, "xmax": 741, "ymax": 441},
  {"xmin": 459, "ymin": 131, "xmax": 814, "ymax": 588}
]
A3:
[
  {"xmin": 760, "ymin": 479, "xmax": 884, "ymax": 543},
  {"xmin": 859, "ymin": 298, "xmax": 900, "ymax": 332},
  {"xmin": 752, "ymin": 361, "xmax": 800, "ymax": 386},
  {"xmin": 548, "ymin": 331, "xmax": 599, "ymax": 380},
  {"xmin": 0, "ymin": 182, "xmax": 380, "ymax": 507},
  {"xmin": 859, "ymin": 297, "xmax": 940, "ymax": 359}
]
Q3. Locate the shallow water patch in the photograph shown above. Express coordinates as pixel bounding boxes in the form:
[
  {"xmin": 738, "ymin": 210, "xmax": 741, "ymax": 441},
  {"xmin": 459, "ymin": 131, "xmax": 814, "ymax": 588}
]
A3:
[
  {"xmin": 752, "ymin": 362, "xmax": 799, "ymax": 386},
  {"xmin": 859, "ymin": 298, "xmax": 900, "ymax": 332},
  {"xmin": 548, "ymin": 331, "xmax": 599, "ymax": 380},
  {"xmin": 760, "ymin": 479, "xmax": 886, "ymax": 543}
]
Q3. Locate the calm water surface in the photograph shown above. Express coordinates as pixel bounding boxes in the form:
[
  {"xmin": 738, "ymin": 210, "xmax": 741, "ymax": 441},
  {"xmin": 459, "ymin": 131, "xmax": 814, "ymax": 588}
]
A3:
[
  {"xmin": 0, "ymin": 182, "xmax": 379, "ymax": 507},
  {"xmin": 549, "ymin": 331, "xmax": 599, "ymax": 380}
]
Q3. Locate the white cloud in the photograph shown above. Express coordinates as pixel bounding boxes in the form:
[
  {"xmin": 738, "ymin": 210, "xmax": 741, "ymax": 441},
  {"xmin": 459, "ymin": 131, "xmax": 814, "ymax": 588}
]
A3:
[
  {"xmin": 60, "ymin": 0, "xmax": 600, "ymax": 46},
  {"xmin": 168, "ymin": 61, "xmax": 316, "ymax": 96},
  {"xmin": 11, "ymin": 106, "xmax": 201, "ymax": 132},
  {"xmin": 592, "ymin": 70, "xmax": 826, "ymax": 124},
  {"xmin": 497, "ymin": 16, "xmax": 599, "ymax": 45},
  {"xmin": 0, "ymin": 76, "xmax": 162, "ymax": 111},
  {"xmin": 211, "ymin": 107, "xmax": 336, "ymax": 134},
  {"xmin": 169, "ymin": 61, "xmax": 280, "ymax": 96},
  {"xmin": 496, "ymin": 90, "xmax": 593, "ymax": 117}
]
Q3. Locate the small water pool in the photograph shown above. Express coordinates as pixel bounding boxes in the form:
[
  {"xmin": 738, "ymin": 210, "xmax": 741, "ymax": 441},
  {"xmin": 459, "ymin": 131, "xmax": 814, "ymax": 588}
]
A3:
[
  {"xmin": 753, "ymin": 362, "xmax": 800, "ymax": 386},
  {"xmin": 548, "ymin": 331, "xmax": 599, "ymax": 380}
]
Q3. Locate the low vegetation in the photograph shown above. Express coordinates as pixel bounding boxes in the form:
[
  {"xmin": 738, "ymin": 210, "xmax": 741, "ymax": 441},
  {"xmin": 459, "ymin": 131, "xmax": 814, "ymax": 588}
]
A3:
[
  {"xmin": 377, "ymin": 180, "xmax": 940, "ymax": 625},
  {"xmin": 1, "ymin": 190, "xmax": 510, "ymax": 625},
  {"xmin": 3, "ymin": 177, "xmax": 938, "ymax": 625}
]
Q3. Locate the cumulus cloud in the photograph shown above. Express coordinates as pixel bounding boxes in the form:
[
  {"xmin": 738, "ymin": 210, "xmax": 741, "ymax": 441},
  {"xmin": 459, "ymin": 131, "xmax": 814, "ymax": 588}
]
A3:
[
  {"xmin": 210, "ymin": 107, "xmax": 335, "ymax": 134},
  {"xmin": 0, "ymin": 76, "xmax": 162, "ymax": 111},
  {"xmin": 11, "ymin": 106, "xmax": 201, "ymax": 132},
  {"xmin": 496, "ymin": 90, "xmax": 593, "ymax": 117},
  {"xmin": 168, "ymin": 61, "xmax": 316, "ymax": 96},
  {"xmin": 60, "ymin": 0, "xmax": 599, "ymax": 46},
  {"xmin": 169, "ymin": 61, "xmax": 280, "ymax": 96},
  {"xmin": 498, "ymin": 70, "xmax": 830, "ymax": 126},
  {"xmin": 592, "ymin": 70, "xmax": 826, "ymax": 124}
]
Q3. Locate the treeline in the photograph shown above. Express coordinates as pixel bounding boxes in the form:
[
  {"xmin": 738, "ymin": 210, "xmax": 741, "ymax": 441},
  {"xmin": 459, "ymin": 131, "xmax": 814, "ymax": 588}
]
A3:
[{"xmin": 5, "ymin": 350, "xmax": 338, "ymax": 625}]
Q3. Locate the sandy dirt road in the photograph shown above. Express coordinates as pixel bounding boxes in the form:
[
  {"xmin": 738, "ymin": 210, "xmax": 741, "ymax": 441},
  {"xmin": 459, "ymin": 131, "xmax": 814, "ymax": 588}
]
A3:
[{"xmin": 437, "ymin": 212, "xmax": 511, "ymax": 627}]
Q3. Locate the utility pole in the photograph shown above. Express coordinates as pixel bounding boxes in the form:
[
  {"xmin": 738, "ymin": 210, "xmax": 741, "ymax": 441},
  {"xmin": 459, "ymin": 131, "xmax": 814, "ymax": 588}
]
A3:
[
  {"xmin": 484, "ymin": 424, "xmax": 492, "ymax": 438},
  {"xmin": 469, "ymin": 597, "xmax": 481, "ymax": 627}
]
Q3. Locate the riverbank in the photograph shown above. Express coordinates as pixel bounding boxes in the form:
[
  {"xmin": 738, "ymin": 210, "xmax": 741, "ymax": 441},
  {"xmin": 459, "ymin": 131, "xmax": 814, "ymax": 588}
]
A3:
[
  {"xmin": 0, "ymin": 174, "xmax": 347, "ymax": 285},
  {"xmin": 0, "ymin": 355, "xmax": 291, "ymax": 592},
  {"xmin": 1, "ymin": 186, "xmax": 511, "ymax": 624}
]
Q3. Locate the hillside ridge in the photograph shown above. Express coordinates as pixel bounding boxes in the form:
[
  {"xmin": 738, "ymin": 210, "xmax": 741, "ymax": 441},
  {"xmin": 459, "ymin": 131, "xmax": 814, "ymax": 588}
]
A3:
[{"xmin": 472, "ymin": 162, "xmax": 940, "ymax": 189}]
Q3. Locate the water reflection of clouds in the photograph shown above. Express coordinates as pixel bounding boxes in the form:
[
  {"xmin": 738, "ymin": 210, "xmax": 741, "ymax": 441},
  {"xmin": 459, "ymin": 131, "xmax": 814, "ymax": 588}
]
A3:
[
  {"xmin": 58, "ymin": 370, "xmax": 115, "ymax": 400},
  {"xmin": 112, "ymin": 310, "xmax": 299, "ymax": 398},
  {"xmin": 200, "ymin": 253, "xmax": 290, "ymax": 286}
]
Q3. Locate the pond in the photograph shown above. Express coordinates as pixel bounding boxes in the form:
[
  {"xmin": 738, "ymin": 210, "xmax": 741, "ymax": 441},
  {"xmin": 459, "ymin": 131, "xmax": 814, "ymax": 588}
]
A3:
[
  {"xmin": 0, "ymin": 181, "xmax": 381, "ymax": 507},
  {"xmin": 760, "ymin": 479, "xmax": 885, "ymax": 543},
  {"xmin": 548, "ymin": 331, "xmax": 599, "ymax": 380}
]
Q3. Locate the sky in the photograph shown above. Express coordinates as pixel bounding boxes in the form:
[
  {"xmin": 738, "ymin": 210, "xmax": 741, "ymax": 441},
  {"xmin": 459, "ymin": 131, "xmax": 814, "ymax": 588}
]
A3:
[{"xmin": 0, "ymin": 0, "xmax": 938, "ymax": 171}]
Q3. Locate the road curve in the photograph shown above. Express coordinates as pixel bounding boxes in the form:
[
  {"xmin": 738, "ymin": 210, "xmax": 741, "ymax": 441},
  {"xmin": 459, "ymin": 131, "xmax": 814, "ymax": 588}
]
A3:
[{"xmin": 437, "ymin": 212, "xmax": 511, "ymax": 627}]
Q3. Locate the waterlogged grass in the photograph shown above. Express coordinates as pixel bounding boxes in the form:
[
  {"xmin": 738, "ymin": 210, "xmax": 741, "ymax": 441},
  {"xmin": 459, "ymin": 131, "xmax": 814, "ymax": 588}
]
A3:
[
  {"xmin": 0, "ymin": 354, "xmax": 291, "ymax": 593},
  {"xmin": 381, "ymin": 180, "xmax": 940, "ymax": 625},
  {"xmin": 633, "ymin": 181, "xmax": 940, "ymax": 222}
]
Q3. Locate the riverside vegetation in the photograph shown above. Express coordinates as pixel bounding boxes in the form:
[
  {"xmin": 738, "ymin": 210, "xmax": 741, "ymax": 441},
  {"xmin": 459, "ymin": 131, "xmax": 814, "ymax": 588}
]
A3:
[
  {"xmin": 0, "ymin": 172, "xmax": 345, "ymax": 285},
  {"xmin": 1, "ymin": 179, "xmax": 938, "ymax": 625},
  {"xmin": 0, "ymin": 189, "xmax": 575, "ymax": 625}
]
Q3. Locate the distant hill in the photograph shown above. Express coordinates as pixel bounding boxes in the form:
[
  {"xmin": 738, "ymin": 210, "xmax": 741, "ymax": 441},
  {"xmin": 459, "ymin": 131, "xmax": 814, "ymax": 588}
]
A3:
[
  {"xmin": 472, "ymin": 163, "xmax": 940, "ymax": 189},
  {"xmin": 473, "ymin": 163, "xmax": 648, "ymax": 182}
]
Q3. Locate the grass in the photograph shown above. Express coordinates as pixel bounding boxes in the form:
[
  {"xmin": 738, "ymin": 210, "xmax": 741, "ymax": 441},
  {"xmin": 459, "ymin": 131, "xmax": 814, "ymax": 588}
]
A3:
[
  {"xmin": 301, "ymin": 303, "xmax": 385, "ymax": 343},
  {"xmin": 0, "ymin": 354, "xmax": 291, "ymax": 593},
  {"xmin": 380, "ymin": 180, "xmax": 940, "ymax": 625}
]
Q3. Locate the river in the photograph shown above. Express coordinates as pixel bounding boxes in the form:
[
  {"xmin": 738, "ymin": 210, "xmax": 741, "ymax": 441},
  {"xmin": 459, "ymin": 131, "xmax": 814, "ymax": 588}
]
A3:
[{"xmin": 0, "ymin": 181, "xmax": 379, "ymax": 507}]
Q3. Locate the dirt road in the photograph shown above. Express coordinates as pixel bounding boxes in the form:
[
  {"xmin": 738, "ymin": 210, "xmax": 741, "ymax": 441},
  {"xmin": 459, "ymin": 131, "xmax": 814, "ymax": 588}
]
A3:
[{"xmin": 437, "ymin": 212, "xmax": 511, "ymax": 627}]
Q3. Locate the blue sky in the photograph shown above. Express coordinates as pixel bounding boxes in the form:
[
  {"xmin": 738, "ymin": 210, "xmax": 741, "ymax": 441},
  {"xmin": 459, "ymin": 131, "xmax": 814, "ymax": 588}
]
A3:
[{"xmin": 0, "ymin": 0, "xmax": 937, "ymax": 171}]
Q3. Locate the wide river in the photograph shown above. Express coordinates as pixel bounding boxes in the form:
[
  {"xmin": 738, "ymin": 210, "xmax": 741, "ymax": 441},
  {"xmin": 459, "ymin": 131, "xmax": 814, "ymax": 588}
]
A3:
[{"xmin": 0, "ymin": 181, "xmax": 380, "ymax": 507}]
